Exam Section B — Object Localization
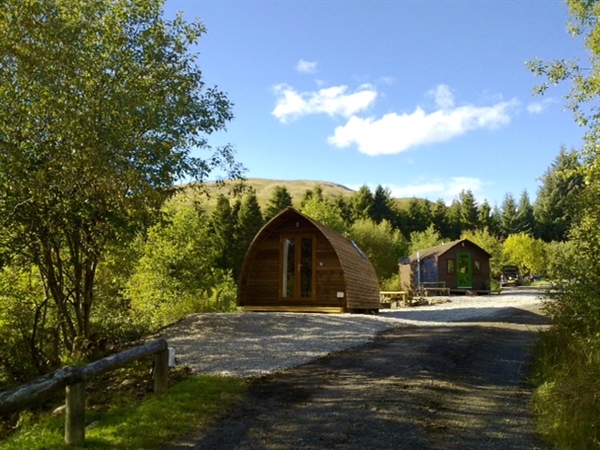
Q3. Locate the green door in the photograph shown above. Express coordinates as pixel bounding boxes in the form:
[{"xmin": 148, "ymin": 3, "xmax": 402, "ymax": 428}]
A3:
[{"xmin": 457, "ymin": 253, "xmax": 473, "ymax": 288}]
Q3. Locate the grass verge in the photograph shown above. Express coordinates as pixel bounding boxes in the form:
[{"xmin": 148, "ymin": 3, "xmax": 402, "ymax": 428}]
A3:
[
  {"xmin": 530, "ymin": 328, "xmax": 600, "ymax": 449},
  {"xmin": 0, "ymin": 375, "xmax": 247, "ymax": 450}
]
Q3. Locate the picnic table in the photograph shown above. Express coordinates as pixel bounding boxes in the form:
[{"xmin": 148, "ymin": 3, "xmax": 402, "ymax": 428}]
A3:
[
  {"xmin": 379, "ymin": 290, "xmax": 408, "ymax": 307},
  {"xmin": 418, "ymin": 281, "xmax": 450, "ymax": 296}
]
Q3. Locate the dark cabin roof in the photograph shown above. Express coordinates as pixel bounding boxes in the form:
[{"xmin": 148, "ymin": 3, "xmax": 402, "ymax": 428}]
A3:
[
  {"xmin": 408, "ymin": 238, "xmax": 492, "ymax": 262},
  {"xmin": 245, "ymin": 207, "xmax": 380, "ymax": 303}
]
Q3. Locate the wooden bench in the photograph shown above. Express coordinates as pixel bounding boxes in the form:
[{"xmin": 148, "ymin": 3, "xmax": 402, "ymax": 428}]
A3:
[
  {"xmin": 418, "ymin": 282, "xmax": 450, "ymax": 296},
  {"xmin": 379, "ymin": 290, "xmax": 407, "ymax": 307}
]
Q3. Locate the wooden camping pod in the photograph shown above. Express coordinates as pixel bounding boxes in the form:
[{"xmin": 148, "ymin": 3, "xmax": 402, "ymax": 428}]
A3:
[{"xmin": 237, "ymin": 208, "xmax": 380, "ymax": 313}]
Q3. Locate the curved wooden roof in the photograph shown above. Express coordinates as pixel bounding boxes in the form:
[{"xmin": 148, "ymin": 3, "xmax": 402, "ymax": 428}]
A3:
[
  {"xmin": 408, "ymin": 238, "xmax": 492, "ymax": 261},
  {"xmin": 240, "ymin": 207, "xmax": 380, "ymax": 310}
]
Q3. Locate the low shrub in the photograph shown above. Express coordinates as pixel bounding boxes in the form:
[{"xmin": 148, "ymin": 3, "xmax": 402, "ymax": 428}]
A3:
[{"xmin": 531, "ymin": 329, "xmax": 600, "ymax": 449}]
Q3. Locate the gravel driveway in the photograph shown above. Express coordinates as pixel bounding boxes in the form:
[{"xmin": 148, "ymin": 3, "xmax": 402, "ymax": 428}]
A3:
[
  {"xmin": 158, "ymin": 287, "xmax": 549, "ymax": 378},
  {"xmin": 162, "ymin": 287, "xmax": 550, "ymax": 449}
]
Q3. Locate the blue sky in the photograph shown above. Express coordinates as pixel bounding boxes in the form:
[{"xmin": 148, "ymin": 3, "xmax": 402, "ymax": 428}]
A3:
[{"xmin": 164, "ymin": 0, "xmax": 587, "ymax": 207}]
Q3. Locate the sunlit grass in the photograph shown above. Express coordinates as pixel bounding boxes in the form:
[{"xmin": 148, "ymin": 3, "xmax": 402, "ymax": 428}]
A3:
[
  {"xmin": 531, "ymin": 329, "xmax": 600, "ymax": 449},
  {"xmin": 0, "ymin": 375, "xmax": 247, "ymax": 450}
]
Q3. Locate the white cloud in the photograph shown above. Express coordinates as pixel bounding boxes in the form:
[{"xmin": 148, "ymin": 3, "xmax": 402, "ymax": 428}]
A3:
[
  {"xmin": 328, "ymin": 95, "xmax": 518, "ymax": 156},
  {"xmin": 296, "ymin": 59, "xmax": 318, "ymax": 74},
  {"xmin": 527, "ymin": 98, "xmax": 556, "ymax": 114},
  {"xmin": 272, "ymin": 84, "xmax": 378, "ymax": 124},
  {"xmin": 428, "ymin": 84, "xmax": 455, "ymax": 110}
]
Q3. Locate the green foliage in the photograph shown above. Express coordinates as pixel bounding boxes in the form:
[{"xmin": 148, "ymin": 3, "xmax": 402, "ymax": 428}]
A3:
[
  {"xmin": 126, "ymin": 206, "xmax": 236, "ymax": 331},
  {"xmin": 263, "ymin": 185, "xmax": 293, "ymax": 222},
  {"xmin": 1, "ymin": 375, "xmax": 247, "ymax": 449},
  {"xmin": 233, "ymin": 191, "xmax": 264, "ymax": 279},
  {"xmin": 0, "ymin": 0, "xmax": 240, "ymax": 361},
  {"xmin": 301, "ymin": 195, "xmax": 349, "ymax": 235},
  {"xmin": 533, "ymin": 147, "xmax": 583, "ymax": 242},
  {"xmin": 0, "ymin": 263, "xmax": 48, "ymax": 387},
  {"xmin": 531, "ymin": 330, "xmax": 600, "ymax": 450},
  {"xmin": 371, "ymin": 185, "xmax": 395, "ymax": 224},
  {"xmin": 516, "ymin": 190, "xmax": 536, "ymax": 235},
  {"xmin": 461, "ymin": 228, "xmax": 504, "ymax": 278},
  {"xmin": 431, "ymin": 199, "xmax": 450, "ymax": 238},
  {"xmin": 458, "ymin": 189, "xmax": 479, "ymax": 231},
  {"xmin": 349, "ymin": 185, "xmax": 375, "ymax": 222},
  {"xmin": 445, "ymin": 200, "xmax": 463, "ymax": 240},
  {"xmin": 528, "ymin": 5, "xmax": 600, "ymax": 446},
  {"xmin": 409, "ymin": 225, "xmax": 443, "ymax": 255},
  {"xmin": 500, "ymin": 193, "xmax": 519, "ymax": 237},
  {"xmin": 502, "ymin": 233, "xmax": 546, "ymax": 276},
  {"xmin": 405, "ymin": 198, "xmax": 433, "ymax": 236},
  {"xmin": 349, "ymin": 219, "xmax": 408, "ymax": 281},
  {"xmin": 210, "ymin": 195, "xmax": 238, "ymax": 274}
]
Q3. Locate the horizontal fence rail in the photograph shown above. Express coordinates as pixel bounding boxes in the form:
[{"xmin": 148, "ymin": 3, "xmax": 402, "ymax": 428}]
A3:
[{"xmin": 0, "ymin": 338, "xmax": 171, "ymax": 446}]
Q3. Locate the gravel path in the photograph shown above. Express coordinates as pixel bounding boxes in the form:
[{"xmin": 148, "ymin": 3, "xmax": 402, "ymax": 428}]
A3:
[
  {"xmin": 158, "ymin": 287, "xmax": 548, "ymax": 378},
  {"xmin": 167, "ymin": 287, "xmax": 551, "ymax": 450}
]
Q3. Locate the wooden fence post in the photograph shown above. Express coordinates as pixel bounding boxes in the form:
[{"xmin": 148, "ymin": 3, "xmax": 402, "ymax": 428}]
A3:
[
  {"xmin": 65, "ymin": 382, "xmax": 86, "ymax": 446},
  {"xmin": 154, "ymin": 348, "xmax": 169, "ymax": 394}
]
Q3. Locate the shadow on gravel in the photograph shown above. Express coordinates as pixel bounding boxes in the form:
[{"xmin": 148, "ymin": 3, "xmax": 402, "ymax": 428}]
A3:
[{"xmin": 171, "ymin": 326, "xmax": 543, "ymax": 450}]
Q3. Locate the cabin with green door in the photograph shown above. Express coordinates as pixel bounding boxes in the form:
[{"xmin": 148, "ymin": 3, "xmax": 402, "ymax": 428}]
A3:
[
  {"xmin": 399, "ymin": 239, "xmax": 491, "ymax": 295},
  {"xmin": 237, "ymin": 207, "xmax": 381, "ymax": 313}
]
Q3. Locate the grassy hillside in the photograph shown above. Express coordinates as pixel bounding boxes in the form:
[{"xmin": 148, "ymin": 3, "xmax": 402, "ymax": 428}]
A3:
[{"xmin": 174, "ymin": 178, "xmax": 418, "ymax": 212}]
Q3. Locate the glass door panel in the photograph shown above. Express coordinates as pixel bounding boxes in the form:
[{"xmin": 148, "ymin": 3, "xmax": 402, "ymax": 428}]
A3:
[
  {"xmin": 281, "ymin": 235, "xmax": 315, "ymax": 300},
  {"xmin": 457, "ymin": 253, "xmax": 473, "ymax": 288},
  {"xmin": 300, "ymin": 237, "xmax": 313, "ymax": 297},
  {"xmin": 282, "ymin": 238, "xmax": 295, "ymax": 298}
]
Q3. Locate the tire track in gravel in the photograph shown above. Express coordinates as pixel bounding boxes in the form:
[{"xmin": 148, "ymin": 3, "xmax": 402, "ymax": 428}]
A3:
[{"xmin": 169, "ymin": 299, "xmax": 549, "ymax": 450}]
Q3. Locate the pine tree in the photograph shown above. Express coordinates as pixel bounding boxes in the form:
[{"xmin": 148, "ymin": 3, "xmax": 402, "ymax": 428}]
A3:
[
  {"xmin": 264, "ymin": 185, "xmax": 293, "ymax": 222},
  {"xmin": 459, "ymin": 189, "xmax": 479, "ymax": 231},
  {"xmin": 350, "ymin": 185, "xmax": 374, "ymax": 222},
  {"xmin": 533, "ymin": 147, "xmax": 583, "ymax": 242},
  {"xmin": 445, "ymin": 199, "xmax": 463, "ymax": 240},
  {"xmin": 516, "ymin": 190, "xmax": 535, "ymax": 235},
  {"xmin": 210, "ymin": 194, "xmax": 237, "ymax": 273},
  {"xmin": 431, "ymin": 199, "xmax": 450, "ymax": 238},
  {"xmin": 372, "ymin": 185, "xmax": 395, "ymax": 224},
  {"xmin": 233, "ymin": 191, "xmax": 264, "ymax": 280},
  {"xmin": 405, "ymin": 198, "xmax": 432, "ymax": 235},
  {"xmin": 477, "ymin": 200, "xmax": 493, "ymax": 231},
  {"xmin": 500, "ymin": 193, "xmax": 519, "ymax": 237}
]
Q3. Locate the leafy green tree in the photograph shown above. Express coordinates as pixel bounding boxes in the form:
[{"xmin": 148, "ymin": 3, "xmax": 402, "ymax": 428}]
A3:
[
  {"xmin": 127, "ymin": 206, "xmax": 236, "ymax": 330},
  {"xmin": 0, "ymin": 261, "xmax": 49, "ymax": 383},
  {"xmin": 350, "ymin": 185, "xmax": 374, "ymax": 222},
  {"xmin": 533, "ymin": 147, "xmax": 583, "ymax": 242},
  {"xmin": 409, "ymin": 224, "xmax": 443, "ymax": 255},
  {"xmin": 500, "ymin": 193, "xmax": 519, "ymax": 237},
  {"xmin": 502, "ymin": 233, "xmax": 546, "ymax": 277},
  {"xmin": 0, "ymin": 0, "xmax": 240, "ymax": 360},
  {"xmin": 349, "ymin": 219, "xmax": 409, "ymax": 282},
  {"xmin": 301, "ymin": 196, "xmax": 348, "ymax": 235},
  {"xmin": 516, "ymin": 190, "xmax": 536, "ymax": 235},
  {"xmin": 263, "ymin": 186, "xmax": 293, "ymax": 222}
]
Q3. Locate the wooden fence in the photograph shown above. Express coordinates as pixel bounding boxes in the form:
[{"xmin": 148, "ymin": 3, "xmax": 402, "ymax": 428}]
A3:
[{"xmin": 0, "ymin": 338, "xmax": 171, "ymax": 446}]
